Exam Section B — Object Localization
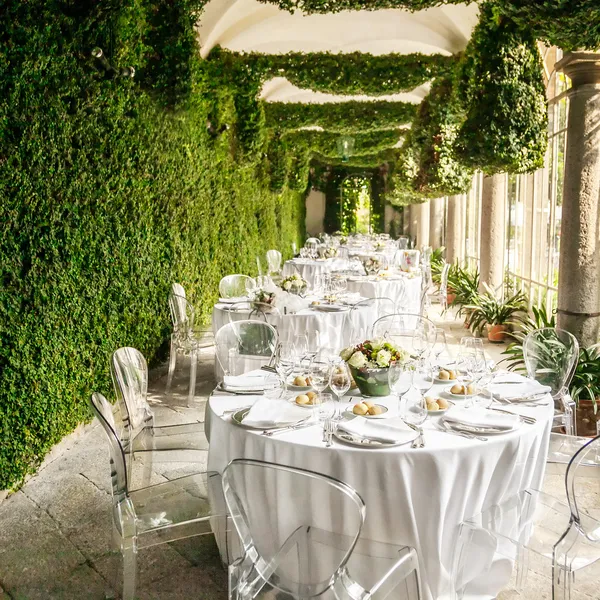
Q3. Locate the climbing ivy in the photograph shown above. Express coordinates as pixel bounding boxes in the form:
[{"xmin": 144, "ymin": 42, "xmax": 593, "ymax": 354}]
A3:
[
  {"xmin": 248, "ymin": 51, "xmax": 456, "ymax": 96},
  {"xmin": 455, "ymin": 4, "xmax": 548, "ymax": 174},
  {"xmin": 399, "ymin": 76, "xmax": 473, "ymax": 197},
  {"xmin": 259, "ymin": 0, "xmax": 466, "ymax": 13},
  {"xmin": 264, "ymin": 101, "xmax": 416, "ymax": 132}
]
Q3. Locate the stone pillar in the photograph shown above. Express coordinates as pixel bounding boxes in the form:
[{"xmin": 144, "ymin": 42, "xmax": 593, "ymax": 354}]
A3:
[
  {"xmin": 445, "ymin": 195, "xmax": 462, "ymax": 264},
  {"xmin": 429, "ymin": 197, "xmax": 444, "ymax": 250},
  {"xmin": 415, "ymin": 201, "xmax": 430, "ymax": 249},
  {"xmin": 479, "ymin": 174, "xmax": 506, "ymax": 292},
  {"xmin": 305, "ymin": 189, "xmax": 326, "ymax": 236},
  {"xmin": 407, "ymin": 204, "xmax": 418, "ymax": 241},
  {"xmin": 556, "ymin": 52, "xmax": 600, "ymax": 346}
]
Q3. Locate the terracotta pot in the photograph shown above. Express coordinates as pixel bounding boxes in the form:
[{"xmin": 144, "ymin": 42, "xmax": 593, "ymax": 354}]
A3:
[
  {"xmin": 487, "ymin": 324, "xmax": 508, "ymax": 343},
  {"xmin": 576, "ymin": 399, "xmax": 600, "ymax": 437},
  {"xmin": 447, "ymin": 292, "xmax": 456, "ymax": 305}
]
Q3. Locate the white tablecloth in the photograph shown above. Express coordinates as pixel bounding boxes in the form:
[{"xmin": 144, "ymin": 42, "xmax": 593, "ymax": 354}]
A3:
[
  {"xmin": 282, "ymin": 258, "xmax": 339, "ymax": 286},
  {"xmin": 207, "ymin": 386, "xmax": 553, "ymax": 600},
  {"xmin": 212, "ymin": 303, "xmax": 370, "ymax": 377},
  {"xmin": 346, "ymin": 275, "xmax": 421, "ymax": 312}
]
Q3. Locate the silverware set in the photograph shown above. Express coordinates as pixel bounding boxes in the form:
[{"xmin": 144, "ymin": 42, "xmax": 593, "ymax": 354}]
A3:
[
  {"xmin": 261, "ymin": 421, "xmax": 318, "ymax": 436},
  {"xmin": 403, "ymin": 421, "xmax": 425, "ymax": 448},
  {"xmin": 437, "ymin": 420, "xmax": 488, "ymax": 441},
  {"xmin": 323, "ymin": 419, "xmax": 335, "ymax": 447},
  {"xmin": 487, "ymin": 406, "xmax": 537, "ymax": 425}
]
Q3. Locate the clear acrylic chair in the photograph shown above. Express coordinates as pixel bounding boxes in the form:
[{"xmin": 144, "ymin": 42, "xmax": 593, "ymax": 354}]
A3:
[
  {"xmin": 214, "ymin": 320, "xmax": 278, "ymax": 381},
  {"xmin": 89, "ymin": 392, "xmax": 228, "ymax": 600},
  {"xmin": 111, "ymin": 347, "xmax": 207, "ymax": 484},
  {"xmin": 372, "ymin": 313, "xmax": 437, "ymax": 358},
  {"xmin": 227, "ymin": 301, "xmax": 282, "ymax": 328},
  {"xmin": 168, "ymin": 284, "xmax": 212, "ymax": 402},
  {"xmin": 524, "ymin": 328, "xmax": 579, "ymax": 437},
  {"xmin": 266, "ymin": 249, "xmax": 282, "ymax": 277},
  {"xmin": 223, "ymin": 459, "xmax": 422, "ymax": 600},
  {"xmin": 219, "ymin": 274, "xmax": 254, "ymax": 298},
  {"xmin": 348, "ymin": 297, "xmax": 395, "ymax": 344},
  {"xmin": 454, "ymin": 434, "xmax": 600, "ymax": 600},
  {"xmin": 439, "ymin": 262, "xmax": 451, "ymax": 313}
]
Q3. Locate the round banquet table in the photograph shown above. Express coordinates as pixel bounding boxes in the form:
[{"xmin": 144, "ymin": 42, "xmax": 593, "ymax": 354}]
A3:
[
  {"xmin": 212, "ymin": 302, "xmax": 370, "ymax": 377},
  {"xmin": 282, "ymin": 258, "xmax": 341, "ymax": 286},
  {"xmin": 207, "ymin": 387, "xmax": 553, "ymax": 600},
  {"xmin": 346, "ymin": 274, "xmax": 422, "ymax": 311}
]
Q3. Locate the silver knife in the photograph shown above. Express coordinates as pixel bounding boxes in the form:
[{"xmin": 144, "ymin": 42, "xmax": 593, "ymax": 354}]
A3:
[{"xmin": 261, "ymin": 421, "xmax": 318, "ymax": 436}]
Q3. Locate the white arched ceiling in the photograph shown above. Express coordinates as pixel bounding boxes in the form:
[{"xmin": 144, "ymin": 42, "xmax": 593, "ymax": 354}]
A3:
[
  {"xmin": 260, "ymin": 78, "xmax": 430, "ymax": 104},
  {"xmin": 196, "ymin": 0, "xmax": 479, "ymax": 58}
]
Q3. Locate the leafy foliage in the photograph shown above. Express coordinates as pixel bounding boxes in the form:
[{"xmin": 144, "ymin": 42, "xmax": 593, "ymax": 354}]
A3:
[
  {"xmin": 399, "ymin": 76, "xmax": 473, "ymax": 197},
  {"xmin": 249, "ymin": 51, "xmax": 456, "ymax": 96},
  {"xmin": 447, "ymin": 264, "xmax": 481, "ymax": 316},
  {"xmin": 465, "ymin": 284, "xmax": 528, "ymax": 333},
  {"xmin": 455, "ymin": 4, "xmax": 548, "ymax": 174},
  {"xmin": 258, "ymin": 0, "xmax": 467, "ymax": 13},
  {"xmin": 264, "ymin": 101, "xmax": 416, "ymax": 133},
  {"xmin": 0, "ymin": 0, "xmax": 304, "ymax": 490}
]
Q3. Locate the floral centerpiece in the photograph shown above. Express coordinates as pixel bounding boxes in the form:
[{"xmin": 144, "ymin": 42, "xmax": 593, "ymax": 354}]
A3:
[
  {"xmin": 362, "ymin": 255, "xmax": 383, "ymax": 275},
  {"xmin": 340, "ymin": 339, "xmax": 410, "ymax": 396},
  {"xmin": 280, "ymin": 273, "xmax": 308, "ymax": 296},
  {"xmin": 250, "ymin": 287, "xmax": 277, "ymax": 308},
  {"xmin": 374, "ymin": 241, "xmax": 386, "ymax": 252},
  {"xmin": 318, "ymin": 245, "xmax": 338, "ymax": 259}
]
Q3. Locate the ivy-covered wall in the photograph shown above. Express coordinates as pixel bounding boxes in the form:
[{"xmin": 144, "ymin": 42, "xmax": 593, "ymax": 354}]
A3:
[{"xmin": 0, "ymin": 0, "xmax": 304, "ymax": 490}]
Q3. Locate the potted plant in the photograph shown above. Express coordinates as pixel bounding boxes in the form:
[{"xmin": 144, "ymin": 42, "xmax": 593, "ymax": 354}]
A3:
[
  {"xmin": 447, "ymin": 264, "xmax": 480, "ymax": 325},
  {"xmin": 340, "ymin": 339, "xmax": 411, "ymax": 396},
  {"xmin": 466, "ymin": 285, "xmax": 528, "ymax": 342}
]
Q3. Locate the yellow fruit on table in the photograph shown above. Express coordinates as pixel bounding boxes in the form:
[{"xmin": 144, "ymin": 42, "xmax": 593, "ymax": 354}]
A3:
[
  {"xmin": 448, "ymin": 370, "xmax": 457, "ymax": 380},
  {"xmin": 437, "ymin": 398, "xmax": 449, "ymax": 409},
  {"xmin": 293, "ymin": 376, "xmax": 306, "ymax": 386},
  {"xmin": 438, "ymin": 370, "xmax": 450, "ymax": 380},
  {"xmin": 368, "ymin": 405, "xmax": 383, "ymax": 415},
  {"xmin": 427, "ymin": 402, "xmax": 440, "ymax": 411},
  {"xmin": 295, "ymin": 394, "xmax": 310, "ymax": 405},
  {"xmin": 450, "ymin": 384, "xmax": 463, "ymax": 395},
  {"xmin": 353, "ymin": 402, "xmax": 369, "ymax": 415}
]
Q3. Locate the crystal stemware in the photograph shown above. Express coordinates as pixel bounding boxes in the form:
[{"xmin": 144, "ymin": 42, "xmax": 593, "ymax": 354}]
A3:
[
  {"xmin": 403, "ymin": 393, "xmax": 428, "ymax": 427},
  {"xmin": 309, "ymin": 359, "xmax": 331, "ymax": 400},
  {"xmin": 276, "ymin": 342, "xmax": 297, "ymax": 387},
  {"xmin": 329, "ymin": 360, "xmax": 351, "ymax": 402},
  {"xmin": 412, "ymin": 360, "xmax": 434, "ymax": 396},
  {"xmin": 388, "ymin": 360, "xmax": 414, "ymax": 413}
]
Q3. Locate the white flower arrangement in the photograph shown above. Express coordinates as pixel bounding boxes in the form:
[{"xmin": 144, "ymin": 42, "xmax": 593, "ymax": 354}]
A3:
[
  {"xmin": 362, "ymin": 255, "xmax": 383, "ymax": 275},
  {"xmin": 279, "ymin": 273, "xmax": 308, "ymax": 295},
  {"xmin": 340, "ymin": 338, "xmax": 410, "ymax": 370}
]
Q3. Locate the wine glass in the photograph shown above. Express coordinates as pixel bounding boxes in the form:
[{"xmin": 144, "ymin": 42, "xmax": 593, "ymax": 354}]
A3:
[
  {"xmin": 432, "ymin": 328, "xmax": 451, "ymax": 366},
  {"xmin": 412, "ymin": 360, "xmax": 434, "ymax": 396},
  {"xmin": 329, "ymin": 360, "xmax": 351, "ymax": 402},
  {"xmin": 403, "ymin": 393, "xmax": 428, "ymax": 427},
  {"xmin": 309, "ymin": 359, "xmax": 331, "ymax": 400},
  {"xmin": 276, "ymin": 342, "xmax": 297, "ymax": 387},
  {"xmin": 388, "ymin": 360, "xmax": 414, "ymax": 414},
  {"xmin": 244, "ymin": 278, "xmax": 257, "ymax": 295}
]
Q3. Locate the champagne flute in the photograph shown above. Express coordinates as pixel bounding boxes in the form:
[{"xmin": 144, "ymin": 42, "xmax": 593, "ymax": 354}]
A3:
[
  {"xmin": 309, "ymin": 359, "xmax": 331, "ymax": 401},
  {"xmin": 329, "ymin": 360, "xmax": 351, "ymax": 402}
]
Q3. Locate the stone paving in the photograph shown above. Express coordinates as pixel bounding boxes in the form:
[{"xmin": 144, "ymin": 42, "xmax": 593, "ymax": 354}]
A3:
[{"xmin": 0, "ymin": 313, "xmax": 599, "ymax": 599}]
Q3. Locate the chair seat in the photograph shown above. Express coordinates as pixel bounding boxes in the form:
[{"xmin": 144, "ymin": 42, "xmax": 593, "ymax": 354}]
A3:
[
  {"xmin": 131, "ymin": 423, "xmax": 208, "ymax": 454},
  {"xmin": 465, "ymin": 489, "xmax": 600, "ymax": 572},
  {"xmin": 129, "ymin": 472, "xmax": 222, "ymax": 545}
]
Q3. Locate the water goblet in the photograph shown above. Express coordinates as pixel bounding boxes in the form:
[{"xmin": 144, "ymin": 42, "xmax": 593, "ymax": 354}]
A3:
[
  {"xmin": 403, "ymin": 393, "xmax": 428, "ymax": 427},
  {"xmin": 276, "ymin": 342, "xmax": 297, "ymax": 387},
  {"xmin": 315, "ymin": 392, "xmax": 335, "ymax": 423},
  {"xmin": 294, "ymin": 334, "xmax": 309, "ymax": 363},
  {"xmin": 329, "ymin": 360, "xmax": 351, "ymax": 402},
  {"xmin": 412, "ymin": 360, "xmax": 434, "ymax": 396},
  {"xmin": 309, "ymin": 359, "xmax": 331, "ymax": 399},
  {"xmin": 388, "ymin": 360, "xmax": 414, "ymax": 414}
]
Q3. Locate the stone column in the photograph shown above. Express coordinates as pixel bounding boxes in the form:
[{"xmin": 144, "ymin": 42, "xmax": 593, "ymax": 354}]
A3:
[
  {"xmin": 479, "ymin": 174, "xmax": 506, "ymax": 292},
  {"xmin": 446, "ymin": 194, "xmax": 462, "ymax": 264},
  {"xmin": 556, "ymin": 52, "xmax": 600, "ymax": 346},
  {"xmin": 414, "ymin": 201, "xmax": 430, "ymax": 249},
  {"xmin": 429, "ymin": 197, "xmax": 444, "ymax": 250}
]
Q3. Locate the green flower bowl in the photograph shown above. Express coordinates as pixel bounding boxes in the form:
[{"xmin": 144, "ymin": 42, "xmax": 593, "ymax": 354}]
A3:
[{"xmin": 349, "ymin": 365, "xmax": 390, "ymax": 397}]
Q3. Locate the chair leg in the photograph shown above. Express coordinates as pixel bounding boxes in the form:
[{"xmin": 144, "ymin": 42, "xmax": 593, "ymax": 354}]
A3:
[
  {"xmin": 121, "ymin": 538, "xmax": 138, "ymax": 600},
  {"xmin": 166, "ymin": 339, "xmax": 177, "ymax": 393},
  {"xmin": 188, "ymin": 348, "xmax": 198, "ymax": 406}
]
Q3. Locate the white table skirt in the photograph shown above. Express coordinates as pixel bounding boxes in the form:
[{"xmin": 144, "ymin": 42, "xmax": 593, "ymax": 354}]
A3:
[
  {"xmin": 207, "ymin": 388, "xmax": 553, "ymax": 600},
  {"xmin": 346, "ymin": 275, "xmax": 422, "ymax": 312},
  {"xmin": 212, "ymin": 304, "xmax": 371, "ymax": 378},
  {"xmin": 282, "ymin": 258, "xmax": 339, "ymax": 286}
]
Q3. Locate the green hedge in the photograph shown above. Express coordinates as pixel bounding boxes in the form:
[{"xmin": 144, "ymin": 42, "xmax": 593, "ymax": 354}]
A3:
[
  {"xmin": 0, "ymin": 0, "xmax": 304, "ymax": 490},
  {"xmin": 264, "ymin": 101, "xmax": 416, "ymax": 132}
]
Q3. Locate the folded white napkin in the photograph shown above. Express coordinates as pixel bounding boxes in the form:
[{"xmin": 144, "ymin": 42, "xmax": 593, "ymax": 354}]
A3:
[
  {"xmin": 223, "ymin": 370, "xmax": 271, "ymax": 392},
  {"xmin": 489, "ymin": 372, "xmax": 551, "ymax": 401},
  {"xmin": 241, "ymin": 398, "xmax": 307, "ymax": 428},
  {"xmin": 338, "ymin": 417, "xmax": 415, "ymax": 444},
  {"xmin": 443, "ymin": 406, "xmax": 520, "ymax": 431}
]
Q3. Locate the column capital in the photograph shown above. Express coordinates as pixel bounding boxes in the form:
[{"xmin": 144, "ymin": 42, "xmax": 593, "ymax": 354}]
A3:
[{"xmin": 556, "ymin": 51, "xmax": 600, "ymax": 87}]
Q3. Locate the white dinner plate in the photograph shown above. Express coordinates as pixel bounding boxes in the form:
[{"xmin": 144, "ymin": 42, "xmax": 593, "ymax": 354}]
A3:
[
  {"xmin": 333, "ymin": 428, "xmax": 418, "ymax": 448},
  {"xmin": 287, "ymin": 383, "xmax": 313, "ymax": 392},
  {"xmin": 231, "ymin": 408, "xmax": 308, "ymax": 430},
  {"xmin": 345, "ymin": 404, "xmax": 389, "ymax": 419},
  {"xmin": 427, "ymin": 400, "xmax": 454, "ymax": 415},
  {"xmin": 311, "ymin": 304, "xmax": 348, "ymax": 312},
  {"xmin": 218, "ymin": 383, "xmax": 265, "ymax": 395},
  {"xmin": 434, "ymin": 376, "xmax": 458, "ymax": 384}
]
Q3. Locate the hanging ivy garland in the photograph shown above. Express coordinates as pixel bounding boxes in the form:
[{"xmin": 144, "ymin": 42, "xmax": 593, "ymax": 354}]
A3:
[
  {"xmin": 248, "ymin": 51, "xmax": 456, "ymax": 96},
  {"xmin": 398, "ymin": 75, "xmax": 473, "ymax": 197},
  {"xmin": 454, "ymin": 3, "xmax": 548, "ymax": 175},
  {"xmin": 264, "ymin": 100, "xmax": 416, "ymax": 133},
  {"xmin": 258, "ymin": 0, "xmax": 467, "ymax": 13}
]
